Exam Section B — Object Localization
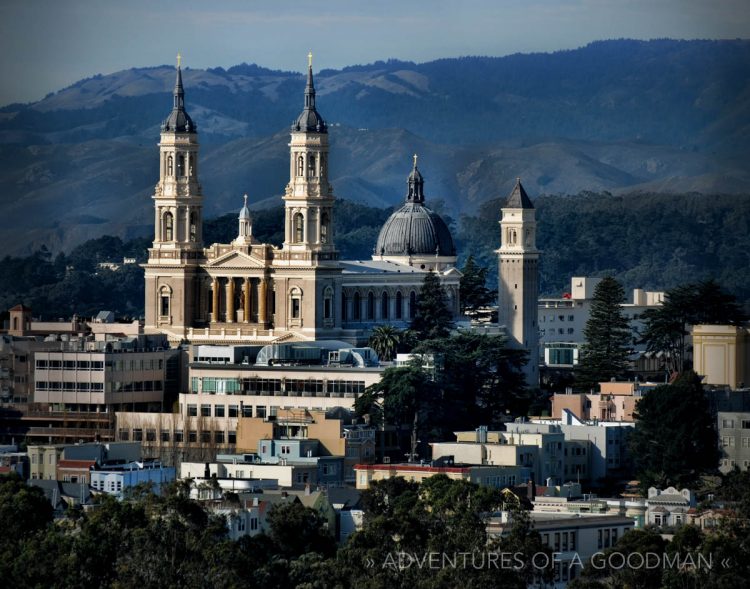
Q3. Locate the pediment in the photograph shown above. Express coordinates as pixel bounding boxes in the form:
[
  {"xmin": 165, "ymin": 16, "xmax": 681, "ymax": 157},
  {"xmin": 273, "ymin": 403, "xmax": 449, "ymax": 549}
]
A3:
[{"xmin": 205, "ymin": 249, "xmax": 269, "ymax": 270}]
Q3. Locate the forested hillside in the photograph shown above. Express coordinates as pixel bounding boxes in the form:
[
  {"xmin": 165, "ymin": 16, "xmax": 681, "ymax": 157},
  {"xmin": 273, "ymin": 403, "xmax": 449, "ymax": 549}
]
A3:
[{"xmin": 2, "ymin": 192, "xmax": 748, "ymax": 320}]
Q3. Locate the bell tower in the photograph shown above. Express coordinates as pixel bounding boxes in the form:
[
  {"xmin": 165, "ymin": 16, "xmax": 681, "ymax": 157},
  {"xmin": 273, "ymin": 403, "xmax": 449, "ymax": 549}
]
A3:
[
  {"xmin": 280, "ymin": 53, "xmax": 337, "ymax": 262},
  {"xmin": 497, "ymin": 178, "xmax": 540, "ymax": 386},
  {"xmin": 144, "ymin": 54, "xmax": 205, "ymax": 338}
]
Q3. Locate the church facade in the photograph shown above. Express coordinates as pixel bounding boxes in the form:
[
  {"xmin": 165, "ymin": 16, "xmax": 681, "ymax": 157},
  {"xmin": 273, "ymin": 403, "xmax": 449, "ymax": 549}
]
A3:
[{"xmin": 144, "ymin": 60, "xmax": 463, "ymax": 346}]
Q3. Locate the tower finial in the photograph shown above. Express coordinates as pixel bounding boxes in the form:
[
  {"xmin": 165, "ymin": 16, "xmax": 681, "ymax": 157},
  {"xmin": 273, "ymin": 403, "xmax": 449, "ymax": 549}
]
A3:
[
  {"xmin": 308, "ymin": 51, "xmax": 313, "ymax": 68},
  {"xmin": 243, "ymin": 193, "xmax": 248, "ymax": 207},
  {"xmin": 413, "ymin": 153, "xmax": 418, "ymax": 168},
  {"xmin": 177, "ymin": 52, "xmax": 182, "ymax": 68}
]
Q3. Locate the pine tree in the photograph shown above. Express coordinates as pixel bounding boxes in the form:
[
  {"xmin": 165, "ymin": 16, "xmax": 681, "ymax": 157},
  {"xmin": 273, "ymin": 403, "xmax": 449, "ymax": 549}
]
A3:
[
  {"xmin": 576, "ymin": 276, "xmax": 631, "ymax": 390},
  {"xmin": 410, "ymin": 270, "xmax": 454, "ymax": 340},
  {"xmin": 459, "ymin": 255, "xmax": 494, "ymax": 314}
]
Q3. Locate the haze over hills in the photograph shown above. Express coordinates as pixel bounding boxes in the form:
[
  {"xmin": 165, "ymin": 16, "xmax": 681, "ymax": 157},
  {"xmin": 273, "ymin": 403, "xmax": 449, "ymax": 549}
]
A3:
[{"xmin": 1, "ymin": 39, "xmax": 749, "ymax": 255}]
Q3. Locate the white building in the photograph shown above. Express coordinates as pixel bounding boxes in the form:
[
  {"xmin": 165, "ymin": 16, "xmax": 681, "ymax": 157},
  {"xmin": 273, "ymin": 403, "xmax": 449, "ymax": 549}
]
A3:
[{"xmin": 90, "ymin": 460, "xmax": 176, "ymax": 499}]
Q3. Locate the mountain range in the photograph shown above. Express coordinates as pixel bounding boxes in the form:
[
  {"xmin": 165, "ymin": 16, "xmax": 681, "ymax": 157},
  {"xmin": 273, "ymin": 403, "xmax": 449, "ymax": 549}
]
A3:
[{"xmin": 1, "ymin": 38, "xmax": 749, "ymax": 255}]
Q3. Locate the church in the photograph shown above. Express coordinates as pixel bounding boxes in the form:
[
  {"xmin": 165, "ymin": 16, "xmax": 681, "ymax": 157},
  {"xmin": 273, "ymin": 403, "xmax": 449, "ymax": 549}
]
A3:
[
  {"xmin": 143, "ymin": 57, "xmax": 539, "ymax": 381},
  {"xmin": 143, "ymin": 57, "xmax": 467, "ymax": 346}
]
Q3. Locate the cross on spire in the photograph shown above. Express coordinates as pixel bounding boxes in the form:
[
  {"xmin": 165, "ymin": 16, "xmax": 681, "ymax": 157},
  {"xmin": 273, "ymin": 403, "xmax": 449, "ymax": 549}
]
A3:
[
  {"xmin": 413, "ymin": 153, "xmax": 418, "ymax": 168},
  {"xmin": 308, "ymin": 51, "xmax": 313, "ymax": 68},
  {"xmin": 177, "ymin": 52, "xmax": 182, "ymax": 68}
]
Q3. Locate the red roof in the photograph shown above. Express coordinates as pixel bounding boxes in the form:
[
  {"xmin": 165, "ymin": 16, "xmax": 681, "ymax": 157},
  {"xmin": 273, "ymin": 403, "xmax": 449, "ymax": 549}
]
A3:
[
  {"xmin": 57, "ymin": 459, "xmax": 96, "ymax": 470},
  {"xmin": 9, "ymin": 304, "xmax": 32, "ymax": 312}
]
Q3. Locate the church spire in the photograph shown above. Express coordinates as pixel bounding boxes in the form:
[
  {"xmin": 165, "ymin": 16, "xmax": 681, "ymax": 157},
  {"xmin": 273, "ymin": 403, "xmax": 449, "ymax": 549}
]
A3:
[
  {"xmin": 293, "ymin": 53, "xmax": 326, "ymax": 133},
  {"xmin": 162, "ymin": 53, "xmax": 195, "ymax": 133}
]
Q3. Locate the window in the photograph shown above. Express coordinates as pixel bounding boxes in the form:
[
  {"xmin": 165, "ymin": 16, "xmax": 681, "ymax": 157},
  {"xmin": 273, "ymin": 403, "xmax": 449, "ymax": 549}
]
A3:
[
  {"xmin": 201, "ymin": 404, "xmax": 211, "ymax": 417},
  {"xmin": 133, "ymin": 428, "xmax": 143, "ymax": 442},
  {"xmin": 723, "ymin": 419, "xmax": 735, "ymax": 428},
  {"xmin": 367, "ymin": 292, "xmax": 375, "ymax": 320},
  {"xmin": 177, "ymin": 154, "xmax": 185, "ymax": 176},
  {"xmin": 161, "ymin": 430, "xmax": 170, "ymax": 443},
  {"xmin": 237, "ymin": 517, "xmax": 246, "ymax": 532},
  {"xmin": 294, "ymin": 213, "xmax": 304, "ymax": 243},
  {"xmin": 341, "ymin": 293, "xmax": 348, "ymax": 321},
  {"xmin": 324, "ymin": 286, "xmax": 333, "ymax": 320},
  {"xmin": 568, "ymin": 315, "xmax": 574, "ymax": 321},
  {"xmin": 381, "ymin": 292, "xmax": 389, "ymax": 320},
  {"xmin": 290, "ymin": 287, "xmax": 302, "ymax": 319},
  {"xmin": 200, "ymin": 431, "xmax": 211, "ymax": 443},
  {"xmin": 215, "ymin": 431, "xmax": 225, "ymax": 444},
  {"xmin": 297, "ymin": 155, "xmax": 304, "ymax": 177},
  {"xmin": 409, "ymin": 291, "xmax": 417, "ymax": 319},
  {"xmin": 395, "ymin": 291, "xmax": 403, "ymax": 319},
  {"xmin": 353, "ymin": 292, "xmax": 361, "ymax": 320},
  {"xmin": 228, "ymin": 431, "xmax": 237, "ymax": 444},
  {"xmin": 167, "ymin": 155, "xmax": 173, "ymax": 176},
  {"xmin": 742, "ymin": 420, "xmax": 750, "ymax": 429},
  {"xmin": 308, "ymin": 155, "xmax": 316, "ymax": 177},
  {"xmin": 118, "ymin": 428, "xmax": 129, "ymax": 441},
  {"xmin": 320, "ymin": 212, "xmax": 329, "ymax": 244},
  {"xmin": 189, "ymin": 212, "xmax": 197, "ymax": 242},
  {"xmin": 215, "ymin": 405, "xmax": 225, "ymax": 418},
  {"xmin": 164, "ymin": 212, "xmax": 174, "ymax": 241},
  {"xmin": 174, "ymin": 430, "xmax": 184, "ymax": 443},
  {"xmin": 146, "ymin": 429, "xmax": 156, "ymax": 442},
  {"xmin": 161, "ymin": 295, "xmax": 170, "ymax": 318},
  {"xmin": 228, "ymin": 405, "xmax": 239, "ymax": 418},
  {"xmin": 187, "ymin": 404, "xmax": 197, "ymax": 417}
]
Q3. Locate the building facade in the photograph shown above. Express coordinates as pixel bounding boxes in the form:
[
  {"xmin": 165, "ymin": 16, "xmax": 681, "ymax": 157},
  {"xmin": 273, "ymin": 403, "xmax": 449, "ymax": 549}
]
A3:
[{"xmin": 143, "ymin": 59, "xmax": 462, "ymax": 347}]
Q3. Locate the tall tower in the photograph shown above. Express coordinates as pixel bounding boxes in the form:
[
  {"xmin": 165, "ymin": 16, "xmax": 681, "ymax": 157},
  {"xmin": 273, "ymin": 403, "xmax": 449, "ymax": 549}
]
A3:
[
  {"xmin": 497, "ymin": 179, "xmax": 539, "ymax": 386},
  {"xmin": 144, "ymin": 55, "xmax": 204, "ymax": 336},
  {"xmin": 274, "ymin": 54, "xmax": 341, "ymax": 338},
  {"xmin": 280, "ymin": 53, "xmax": 337, "ymax": 261}
]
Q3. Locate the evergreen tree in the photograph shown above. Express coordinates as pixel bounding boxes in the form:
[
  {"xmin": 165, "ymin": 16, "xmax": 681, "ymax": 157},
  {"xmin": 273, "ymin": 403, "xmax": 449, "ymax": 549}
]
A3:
[
  {"xmin": 410, "ymin": 270, "xmax": 453, "ymax": 340},
  {"xmin": 575, "ymin": 276, "xmax": 631, "ymax": 390},
  {"xmin": 629, "ymin": 371, "xmax": 719, "ymax": 490},
  {"xmin": 459, "ymin": 255, "xmax": 494, "ymax": 314}
]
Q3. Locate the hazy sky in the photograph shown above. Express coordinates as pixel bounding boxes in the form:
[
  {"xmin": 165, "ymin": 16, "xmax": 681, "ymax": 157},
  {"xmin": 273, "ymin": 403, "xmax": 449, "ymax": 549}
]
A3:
[{"xmin": 1, "ymin": 0, "xmax": 748, "ymax": 106}]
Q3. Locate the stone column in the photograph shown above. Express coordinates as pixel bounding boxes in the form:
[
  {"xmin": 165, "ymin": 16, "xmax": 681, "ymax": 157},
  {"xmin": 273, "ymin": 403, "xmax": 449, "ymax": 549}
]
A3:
[
  {"xmin": 258, "ymin": 277, "xmax": 268, "ymax": 327},
  {"xmin": 211, "ymin": 278, "xmax": 220, "ymax": 323},
  {"xmin": 226, "ymin": 278, "xmax": 235, "ymax": 323},
  {"xmin": 244, "ymin": 278, "xmax": 252, "ymax": 323}
]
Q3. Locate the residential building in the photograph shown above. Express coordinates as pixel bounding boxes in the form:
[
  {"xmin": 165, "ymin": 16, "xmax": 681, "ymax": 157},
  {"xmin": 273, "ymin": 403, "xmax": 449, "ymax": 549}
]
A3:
[
  {"xmin": 551, "ymin": 381, "xmax": 659, "ymax": 421},
  {"xmin": 646, "ymin": 486, "xmax": 695, "ymax": 527},
  {"xmin": 718, "ymin": 411, "xmax": 750, "ymax": 472},
  {"xmin": 90, "ymin": 460, "xmax": 176, "ymax": 498},
  {"xmin": 28, "ymin": 441, "xmax": 141, "ymax": 481},
  {"xmin": 506, "ymin": 411, "xmax": 634, "ymax": 485},
  {"xmin": 354, "ymin": 461, "xmax": 531, "ymax": 491},
  {"xmin": 489, "ymin": 511, "xmax": 636, "ymax": 587}
]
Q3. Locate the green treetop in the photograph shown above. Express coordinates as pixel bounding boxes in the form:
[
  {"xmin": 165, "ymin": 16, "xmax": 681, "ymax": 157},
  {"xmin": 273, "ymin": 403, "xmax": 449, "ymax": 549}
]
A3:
[
  {"xmin": 576, "ymin": 275, "xmax": 631, "ymax": 390},
  {"xmin": 410, "ymin": 270, "xmax": 453, "ymax": 340}
]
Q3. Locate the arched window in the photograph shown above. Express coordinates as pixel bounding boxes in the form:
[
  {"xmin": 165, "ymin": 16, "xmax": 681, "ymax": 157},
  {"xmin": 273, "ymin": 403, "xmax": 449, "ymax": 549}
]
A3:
[
  {"xmin": 323, "ymin": 286, "xmax": 334, "ymax": 320},
  {"xmin": 308, "ymin": 155, "xmax": 316, "ymax": 177},
  {"xmin": 409, "ymin": 291, "xmax": 417, "ymax": 319},
  {"xmin": 297, "ymin": 155, "xmax": 304, "ymax": 177},
  {"xmin": 367, "ymin": 292, "xmax": 375, "ymax": 321},
  {"xmin": 164, "ymin": 212, "xmax": 174, "ymax": 241},
  {"xmin": 289, "ymin": 287, "xmax": 302, "ymax": 320},
  {"xmin": 159, "ymin": 286, "xmax": 172, "ymax": 319},
  {"xmin": 177, "ymin": 154, "xmax": 185, "ymax": 176},
  {"xmin": 341, "ymin": 292, "xmax": 348, "ymax": 321},
  {"xmin": 320, "ymin": 212, "xmax": 329, "ymax": 244},
  {"xmin": 353, "ymin": 292, "xmax": 361, "ymax": 320},
  {"xmin": 381, "ymin": 292, "xmax": 389, "ymax": 320},
  {"xmin": 166, "ymin": 155, "xmax": 173, "ymax": 177},
  {"xmin": 395, "ymin": 291, "xmax": 403, "ymax": 319},
  {"xmin": 294, "ymin": 213, "xmax": 304, "ymax": 243},
  {"xmin": 189, "ymin": 212, "xmax": 197, "ymax": 242},
  {"xmin": 12, "ymin": 317, "xmax": 18, "ymax": 331}
]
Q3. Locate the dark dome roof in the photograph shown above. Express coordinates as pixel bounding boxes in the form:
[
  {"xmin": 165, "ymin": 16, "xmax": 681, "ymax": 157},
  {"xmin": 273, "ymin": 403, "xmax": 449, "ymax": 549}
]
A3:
[
  {"xmin": 374, "ymin": 159, "xmax": 455, "ymax": 257},
  {"xmin": 162, "ymin": 66, "xmax": 196, "ymax": 133}
]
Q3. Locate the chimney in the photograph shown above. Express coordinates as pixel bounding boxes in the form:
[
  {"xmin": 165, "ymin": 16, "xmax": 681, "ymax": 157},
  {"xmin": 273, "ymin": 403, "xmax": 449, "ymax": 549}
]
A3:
[{"xmin": 527, "ymin": 477, "xmax": 536, "ymax": 501}]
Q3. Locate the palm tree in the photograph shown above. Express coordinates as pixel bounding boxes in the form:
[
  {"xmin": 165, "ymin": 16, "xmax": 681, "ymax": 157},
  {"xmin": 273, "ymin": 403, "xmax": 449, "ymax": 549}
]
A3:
[{"xmin": 368, "ymin": 325, "xmax": 402, "ymax": 361}]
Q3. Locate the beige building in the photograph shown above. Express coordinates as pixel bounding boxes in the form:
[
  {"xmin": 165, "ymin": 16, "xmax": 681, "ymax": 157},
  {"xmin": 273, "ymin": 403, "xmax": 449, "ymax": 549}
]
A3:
[
  {"xmin": 552, "ymin": 382, "xmax": 646, "ymax": 422},
  {"xmin": 354, "ymin": 462, "xmax": 530, "ymax": 491},
  {"xmin": 693, "ymin": 324, "xmax": 750, "ymax": 389},
  {"xmin": 497, "ymin": 181, "xmax": 539, "ymax": 385},
  {"xmin": 143, "ymin": 59, "xmax": 461, "ymax": 348}
]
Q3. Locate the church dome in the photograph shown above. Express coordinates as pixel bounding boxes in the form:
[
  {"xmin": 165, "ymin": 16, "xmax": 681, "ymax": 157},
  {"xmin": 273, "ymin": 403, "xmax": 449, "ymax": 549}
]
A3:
[{"xmin": 374, "ymin": 158, "xmax": 455, "ymax": 257}]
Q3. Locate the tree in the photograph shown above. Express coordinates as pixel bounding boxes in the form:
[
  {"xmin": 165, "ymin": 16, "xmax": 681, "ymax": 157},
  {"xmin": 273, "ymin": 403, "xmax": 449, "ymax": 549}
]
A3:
[
  {"xmin": 266, "ymin": 501, "xmax": 336, "ymax": 559},
  {"xmin": 641, "ymin": 279, "xmax": 747, "ymax": 374},
  {"xmin": 629, "ymin": 371, "xmax": 719, "ymax": 490},
  {"xmin": 368, "ymin": 325, "xmax": 402, "ymax": 361},
  {"xmin": 459, "ymin": 255, "xmax": 494, "ymax": 314},
  {"xmin": 410, "ymin": 270, "xmax": 454, "ymax": 340},
  {"xmin": 575, "ymin": 276, "xmax": 631, "ymax": 391}
]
